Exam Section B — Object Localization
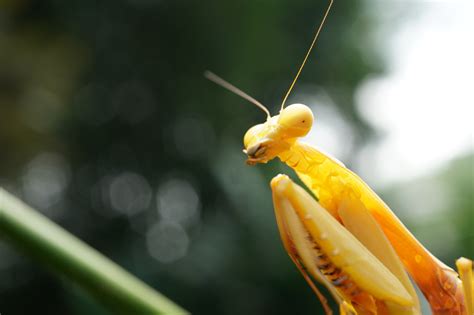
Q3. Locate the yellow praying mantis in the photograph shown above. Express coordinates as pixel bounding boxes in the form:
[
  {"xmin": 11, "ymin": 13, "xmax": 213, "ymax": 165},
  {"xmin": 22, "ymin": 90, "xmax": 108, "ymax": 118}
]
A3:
[{"xmin": 205, "ymin": 1, "xmax": 474, "ymax": 314}]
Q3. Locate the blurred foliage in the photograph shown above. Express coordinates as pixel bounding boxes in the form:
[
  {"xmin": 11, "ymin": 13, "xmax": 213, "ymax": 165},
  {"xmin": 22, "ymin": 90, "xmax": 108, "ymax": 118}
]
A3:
[{"xmin": 0, "ymin": 0, "xmax": 471, "ymax": 315}]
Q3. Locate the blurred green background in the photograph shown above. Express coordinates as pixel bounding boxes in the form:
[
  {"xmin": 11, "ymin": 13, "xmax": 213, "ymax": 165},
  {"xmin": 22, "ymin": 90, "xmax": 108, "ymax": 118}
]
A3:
[{"xmin": 0, "ymin": 0, "xmax": 472, "ymax": 314}]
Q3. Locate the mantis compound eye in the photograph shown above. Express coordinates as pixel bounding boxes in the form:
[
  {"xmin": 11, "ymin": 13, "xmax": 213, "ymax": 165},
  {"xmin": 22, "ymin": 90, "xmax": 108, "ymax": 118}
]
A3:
[{"xmin": 278, "ymin": 103, "xmax": 314, "ymax": 138}]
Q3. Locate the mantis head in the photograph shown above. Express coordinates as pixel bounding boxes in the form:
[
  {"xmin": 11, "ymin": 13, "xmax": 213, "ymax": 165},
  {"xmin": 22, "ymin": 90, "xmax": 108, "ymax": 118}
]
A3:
[
  {"xmin": 203, "ymin": 71, "xmax": 313, "ymax": 165},
  {"xmin": 243, "ymin": 104, "xmax": 313, "ymax": 165}
]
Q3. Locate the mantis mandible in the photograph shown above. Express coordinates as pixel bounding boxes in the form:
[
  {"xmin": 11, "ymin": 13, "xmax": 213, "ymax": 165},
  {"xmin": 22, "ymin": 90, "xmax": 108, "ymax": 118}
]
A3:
[{"xmin": 205, "ymin": 1, "xmax": 474, "ymax": 314}]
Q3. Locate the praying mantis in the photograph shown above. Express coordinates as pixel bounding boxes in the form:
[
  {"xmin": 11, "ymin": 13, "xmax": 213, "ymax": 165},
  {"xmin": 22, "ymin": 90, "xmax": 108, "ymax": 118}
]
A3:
[{"xmin": 205, "ymin": 0, "xmax": 473, "ymax": 314}]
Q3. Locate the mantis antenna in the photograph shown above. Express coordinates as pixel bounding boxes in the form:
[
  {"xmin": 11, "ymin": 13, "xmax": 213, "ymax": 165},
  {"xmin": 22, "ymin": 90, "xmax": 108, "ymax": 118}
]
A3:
[
  {"xmin": 280, "ymin": 0, "xmax": 333, "ymax": 111},
  {"xmin": 204, "ymin": 71, "xmax": 271, "ymax": 119}
]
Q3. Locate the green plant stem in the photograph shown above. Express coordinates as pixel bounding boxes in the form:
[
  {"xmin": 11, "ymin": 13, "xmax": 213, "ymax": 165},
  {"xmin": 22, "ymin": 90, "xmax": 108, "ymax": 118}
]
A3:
[{"xmin": 0, "ymin": 188, "xmax": 189, "ymax": 315}]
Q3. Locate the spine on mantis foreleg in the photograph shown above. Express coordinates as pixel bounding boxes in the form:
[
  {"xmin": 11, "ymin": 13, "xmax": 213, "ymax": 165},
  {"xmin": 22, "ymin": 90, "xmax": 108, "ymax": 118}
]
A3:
[{"xmin": 278, "ymin": 140, "xmax": 467, "ymax": 315}]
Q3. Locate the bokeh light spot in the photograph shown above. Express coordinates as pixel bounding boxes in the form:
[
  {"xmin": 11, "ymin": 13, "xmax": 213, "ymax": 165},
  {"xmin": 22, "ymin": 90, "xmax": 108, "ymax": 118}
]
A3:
[
  {"xmin": 146, "ymin": 221, "xmax": 189, "ymax": 263},
  {"xmin": 22, "ymin": 152, "xmax": 70, "ymax": 217},
  {"xmin": 109, "ymin": 172, "xmax": 152, "ymax": 216},
  {"xmin": 156, "ymin": 178, "xmax": 200, "ymax": 226}
]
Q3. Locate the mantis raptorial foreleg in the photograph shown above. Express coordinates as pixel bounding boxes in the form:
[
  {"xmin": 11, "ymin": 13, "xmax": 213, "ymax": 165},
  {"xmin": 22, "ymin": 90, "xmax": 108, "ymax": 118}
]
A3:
[
  {"xmin": 456, "ymin": 258, "xmax": 474, "ymax": 315},
  {"xmin": 271, "ymin": 174, "xmax": 416, "ymax": 314},
  {"xmin": 272, "ymin": 191, "xmax": 336, "ymax": 315}
]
